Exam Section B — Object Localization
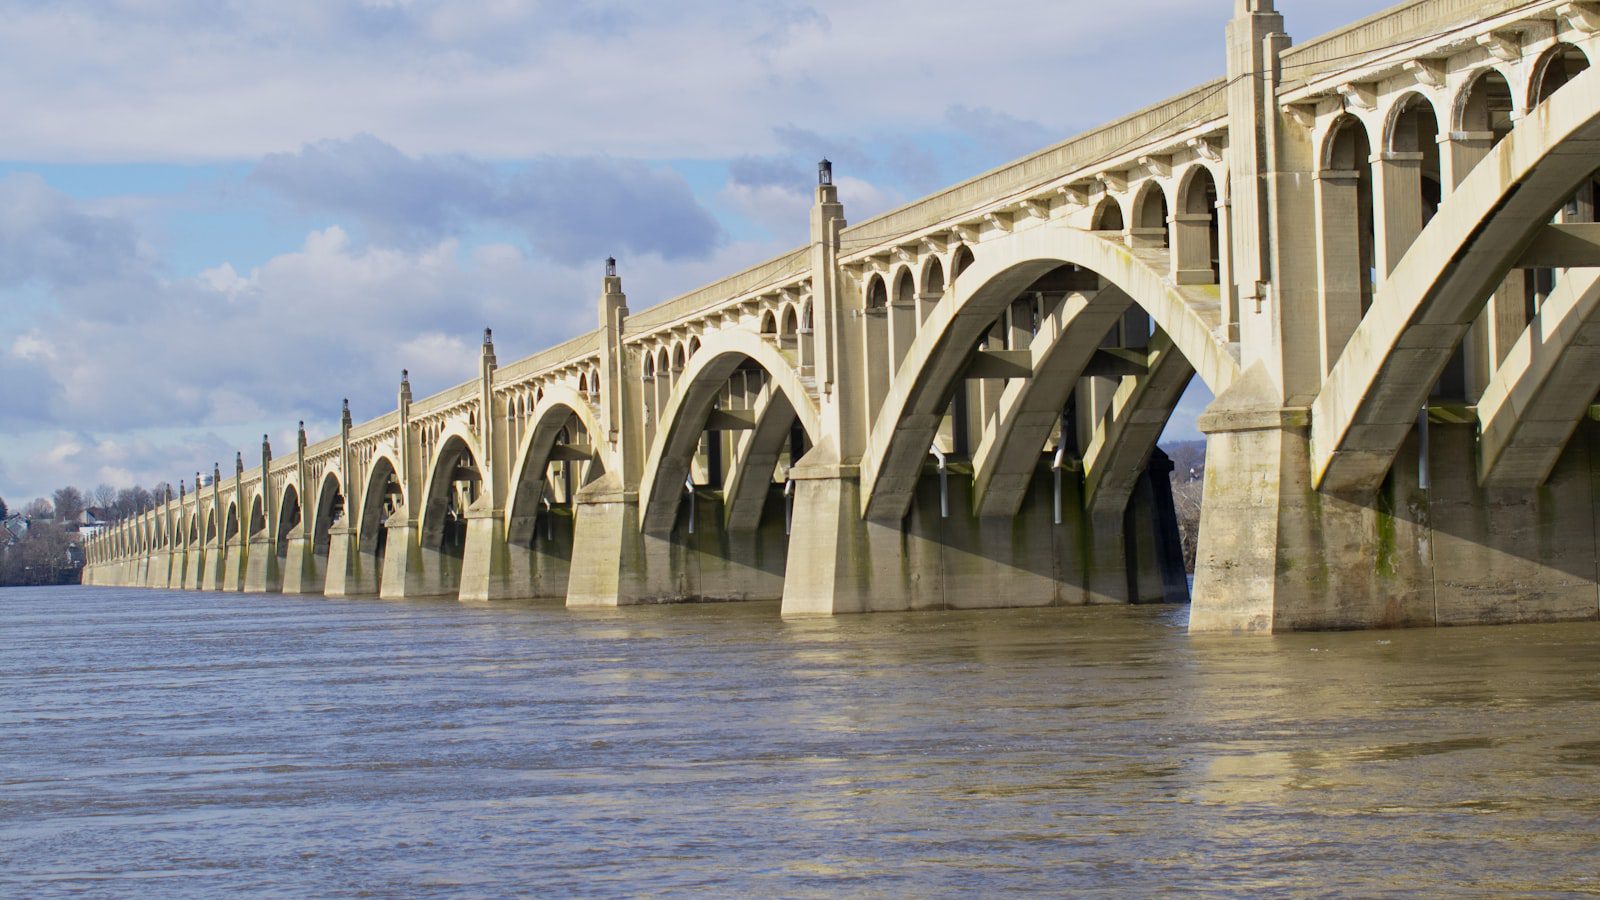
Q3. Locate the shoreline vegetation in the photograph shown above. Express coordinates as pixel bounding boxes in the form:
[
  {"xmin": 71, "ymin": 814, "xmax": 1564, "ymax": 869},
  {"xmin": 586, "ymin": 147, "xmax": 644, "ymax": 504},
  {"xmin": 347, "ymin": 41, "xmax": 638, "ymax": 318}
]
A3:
[{"xmin": 1, "ymin": 483, "xmax": 170, "ymax": 587}]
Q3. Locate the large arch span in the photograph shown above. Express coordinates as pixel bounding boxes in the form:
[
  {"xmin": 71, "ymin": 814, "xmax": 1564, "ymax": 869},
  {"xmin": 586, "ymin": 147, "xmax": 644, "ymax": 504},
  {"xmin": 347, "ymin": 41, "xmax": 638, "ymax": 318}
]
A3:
[{"xmin": 859, "ymin": 222, "xmax": 1240, "ymax": 522}]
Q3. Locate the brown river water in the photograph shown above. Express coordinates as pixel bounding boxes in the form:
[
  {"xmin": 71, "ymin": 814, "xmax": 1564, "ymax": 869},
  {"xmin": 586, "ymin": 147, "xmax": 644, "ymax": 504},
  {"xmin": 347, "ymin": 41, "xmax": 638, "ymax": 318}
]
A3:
[{"xmin": 3, "ymin": 585, "xmax": 1600, "ymax": 895}]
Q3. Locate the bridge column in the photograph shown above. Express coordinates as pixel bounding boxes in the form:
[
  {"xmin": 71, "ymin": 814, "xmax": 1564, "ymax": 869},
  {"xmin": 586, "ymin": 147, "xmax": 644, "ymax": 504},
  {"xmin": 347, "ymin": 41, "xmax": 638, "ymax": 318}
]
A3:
[
  {"xmin": 242, "ymin": 530, "xmax": 279, "ymax": 592},
  {"xmin": 1190, "ymin": 366, "xmax": 1436, "ymax": 633},
  {"xmin": 322, "ymin": 523, "xmax": 375, "ymax": 597},
  {"xmin": 220, "ymin": 532, "xmax": 246, "ymax": 591},
  {"xmin": 201, "ymin": 536, "xmax": 224, "ymax": 590},
  {"xmin": 566, "ymin": 475, "xmax": 649, "ymax": 606},
  {"xmin": 457, "ymin": 506, "xmax": 515, "ymax": 602},
  {"xmin": 377, "ymin": 515, "xmax": 458, "ymax": 599},
  {"xmin": 279, "ymin": 523, "xmax": 320, "ymax": 594},
  {"xmin": 458, "ymin": 330, "xmax": 519, "ymax": 603},
  {"xmin": 148, "ymin": 546, "xmax": 170, "ymax": 588}
]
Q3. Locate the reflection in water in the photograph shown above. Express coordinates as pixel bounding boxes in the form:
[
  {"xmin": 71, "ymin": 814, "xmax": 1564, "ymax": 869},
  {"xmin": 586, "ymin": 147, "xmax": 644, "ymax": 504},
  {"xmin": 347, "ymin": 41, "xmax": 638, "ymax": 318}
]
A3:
[{"xmin": 2, "ymin": 587, "xmax": 1599, "ymax": 893}]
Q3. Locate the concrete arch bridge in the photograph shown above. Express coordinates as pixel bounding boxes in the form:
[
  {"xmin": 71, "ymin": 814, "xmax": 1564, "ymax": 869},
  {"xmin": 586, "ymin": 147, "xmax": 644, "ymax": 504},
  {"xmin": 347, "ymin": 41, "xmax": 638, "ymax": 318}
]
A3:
[{"xmin": 86, "ymin": 0, "xmax": 1600, "ymax": 633}]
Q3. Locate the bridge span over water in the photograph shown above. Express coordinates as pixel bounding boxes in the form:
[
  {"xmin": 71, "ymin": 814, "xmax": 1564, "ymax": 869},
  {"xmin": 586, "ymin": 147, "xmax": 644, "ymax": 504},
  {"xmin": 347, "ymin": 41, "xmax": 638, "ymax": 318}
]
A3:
[{"xmin": 85, "ymin": 0, "xmax": 1600, "ymax": 633}]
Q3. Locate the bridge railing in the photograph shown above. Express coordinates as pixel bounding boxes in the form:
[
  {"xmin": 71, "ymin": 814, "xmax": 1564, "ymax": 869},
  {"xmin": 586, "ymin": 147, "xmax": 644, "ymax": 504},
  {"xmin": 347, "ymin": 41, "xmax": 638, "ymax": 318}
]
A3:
[{"xmin": 1278, "ymin": 0, "xmax": 1547, "ymax": 90}]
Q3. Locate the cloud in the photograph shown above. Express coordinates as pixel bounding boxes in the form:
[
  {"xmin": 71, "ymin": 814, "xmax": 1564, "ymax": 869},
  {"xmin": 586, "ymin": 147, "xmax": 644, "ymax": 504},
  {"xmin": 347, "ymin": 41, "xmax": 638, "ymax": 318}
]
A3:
[
  {"xmin": 0, "ymin": 173, "xmax": 793, "ymax": 500},
  {"xmin": 0, "ymin": 173, "xmax": 154, "ymax": 290},
  {"xmin": 943, "ymin": 105, "xmax": 1056, "ymax": 167},
  {"xmin": 0, "ymin": 0, "xmax": 1403, "ymax": 163},
  {"xmin": 253, "ymin": 134, "xmax": 722, "ymax": 262}
]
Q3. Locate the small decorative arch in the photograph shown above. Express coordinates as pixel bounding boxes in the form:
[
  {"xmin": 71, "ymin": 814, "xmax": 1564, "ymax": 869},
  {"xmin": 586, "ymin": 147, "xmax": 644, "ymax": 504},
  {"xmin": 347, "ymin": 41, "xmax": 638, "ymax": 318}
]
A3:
[
  {"xmin": 865, "ymin": 273, "xmax": 888, "ymax": 309},
  {"xmin": 1454, "ymin": 66, "xmax": 1515, "ymax": 140},
  {"xmin": 1130, "ymin": 181, "xmax": 1170, "ymax": 248},
  {"xmin": 1531, "ymin": 42, "xmax": 1591, "ymax": 108},
  {"xmin": 892, "ymin": 265, "xmax": 915, "ymax": 305},
  {"xmin": 1174, "ymin": 164, "xmax": 1222, "ymax": 284},
  {"xmin": 950, "ymin": 245, "xmax": 975, "ymax": 282},
  {"xmin": 1091, "ymin": 195, "xmax": 1125, "ymax": 232}
]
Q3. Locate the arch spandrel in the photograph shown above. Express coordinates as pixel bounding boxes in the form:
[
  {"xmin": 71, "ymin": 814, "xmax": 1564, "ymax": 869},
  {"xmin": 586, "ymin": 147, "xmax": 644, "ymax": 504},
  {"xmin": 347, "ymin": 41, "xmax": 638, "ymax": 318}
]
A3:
[
  {"xmin": 637, "ymin": 329, "xmax": 821, "ymax": 534},
  {"xmin": 1311, "ymin": 64, "xmax": 1600, "ymax": 492},
  {"xmin": 859, "ymin": 222, "xmax": 1240, "ymax": 521}
]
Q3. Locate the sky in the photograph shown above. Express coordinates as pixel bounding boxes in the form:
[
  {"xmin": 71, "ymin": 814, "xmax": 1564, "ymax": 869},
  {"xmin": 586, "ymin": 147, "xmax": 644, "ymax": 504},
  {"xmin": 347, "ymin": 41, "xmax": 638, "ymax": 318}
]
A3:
[{"xmin": 0, "ymin": 0, "xmax": 1397, "ymax": 504}]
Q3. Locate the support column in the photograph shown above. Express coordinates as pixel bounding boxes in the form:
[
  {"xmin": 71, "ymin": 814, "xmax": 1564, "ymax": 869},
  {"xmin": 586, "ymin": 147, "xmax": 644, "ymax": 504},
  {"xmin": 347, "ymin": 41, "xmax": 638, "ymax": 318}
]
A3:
[
  {"xmin": 1189, "ymin": 366, "xmax": 1434, "ymax": 632},
  {"xmin": 377, "ymin": 516, "xmax": 420, "ymax": 599},
  {"xmin": 565, "ymin": 474, "xmax": 646, "ymax": 607},
  {"xmin": 278, "ymin": 523, "xmax": 320, "ymax": 594},
  {"xmin": 322, "ymin": 524, "xmax": 372, "ymax": 597}
]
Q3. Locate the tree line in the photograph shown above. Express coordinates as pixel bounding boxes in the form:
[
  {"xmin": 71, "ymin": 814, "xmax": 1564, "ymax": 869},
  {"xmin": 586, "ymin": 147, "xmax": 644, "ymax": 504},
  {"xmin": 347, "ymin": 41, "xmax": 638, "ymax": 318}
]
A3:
[{"xmin": 0, "ymin": 483, "xmax": 172, "ymax": 587}]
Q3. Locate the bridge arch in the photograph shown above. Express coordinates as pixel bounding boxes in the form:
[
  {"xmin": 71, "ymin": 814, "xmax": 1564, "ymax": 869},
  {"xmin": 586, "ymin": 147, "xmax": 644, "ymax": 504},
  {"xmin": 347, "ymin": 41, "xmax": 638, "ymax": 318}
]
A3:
[
  {"xmin": 638, "ymin": 329, "xmax": 820, "ymax": 535},
  {"xmin": 416, "ymin": 423, "xmax": 486, "ymax": 593},
  {"xmin": 861, "ymin": 221, "xmax": 1239, "ymax": 521},
  {"xmin": 275, "ymin": 481, "xmax": 302, "ymax": 568},
  {"xmin": 1311, "ymin": 64, "xmax": 1600, "ymax": 491},
  {"xmin": 247, "ymin": 488, "xmax": 267, "ymax": 539},
  {"xmin": 355, "ymin": 448, "xmax": 405, "ymax": 584},
  {"xmin": 310, "ymin": 468, "xmax": 345, "ymax": 560},
  {"xmin": 505, "ymin": 385, "xmax": 609, "ymax": 543}
]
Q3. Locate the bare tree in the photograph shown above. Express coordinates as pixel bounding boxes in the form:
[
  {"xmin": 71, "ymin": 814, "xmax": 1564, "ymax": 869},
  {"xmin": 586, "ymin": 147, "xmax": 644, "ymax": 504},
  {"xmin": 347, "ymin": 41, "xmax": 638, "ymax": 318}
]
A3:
[
  {"xmin": 23, "ymin": 497, "xmax": 53, "ymax": 519},
  {"xmin": 92, "ymin": 484, "xmax": 118, "ymax": 511},
  {"xmin": 53, "ymin": 487, "xmax": 86, "ymax": 524}
]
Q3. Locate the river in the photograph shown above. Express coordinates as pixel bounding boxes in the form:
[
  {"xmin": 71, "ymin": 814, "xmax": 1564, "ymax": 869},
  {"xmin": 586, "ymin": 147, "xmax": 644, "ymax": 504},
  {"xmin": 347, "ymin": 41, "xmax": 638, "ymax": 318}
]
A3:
[{"xmin": 3, "ymin": 586, "xmax": 1599, "ymax": 894}]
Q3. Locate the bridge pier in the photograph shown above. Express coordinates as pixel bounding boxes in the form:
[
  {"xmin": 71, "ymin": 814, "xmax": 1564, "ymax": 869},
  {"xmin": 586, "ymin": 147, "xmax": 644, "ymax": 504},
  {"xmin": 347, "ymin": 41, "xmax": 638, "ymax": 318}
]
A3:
[
  {"xmin": 279, "ymin": 526, "xmax": 322, "ymax": 594},
  {"xmin": 457, "ymin": 507, "xmax": 516, "ymax": 602},
  {"xmin": 322, "ymin": 524, "xmax": 377, "ymax": 597},
  {"xmin": 220, "ymin": 535, "xmax": 246, "ymax": 591},
  {"xmin": 1192, "ymin": 370, "xmax": 1600, "ymax": 633},
  {"xmin": 185, "ymin": 544, "xmax": 205, "ymax": 590},
  {"xmin": 242, "ymin": 532, "xmax": 279, "ymax": 593},
  {"xmin": 201, "ymin": 539, "xmax": 224, "ymax": 590}
]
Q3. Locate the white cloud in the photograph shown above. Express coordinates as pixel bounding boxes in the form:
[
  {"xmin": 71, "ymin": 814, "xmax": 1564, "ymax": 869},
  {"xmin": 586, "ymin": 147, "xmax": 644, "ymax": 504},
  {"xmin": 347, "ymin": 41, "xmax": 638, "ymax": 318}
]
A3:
[{"xmin": 0, "ymin": 1, "xmax": 1398, "ymax": 163}]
